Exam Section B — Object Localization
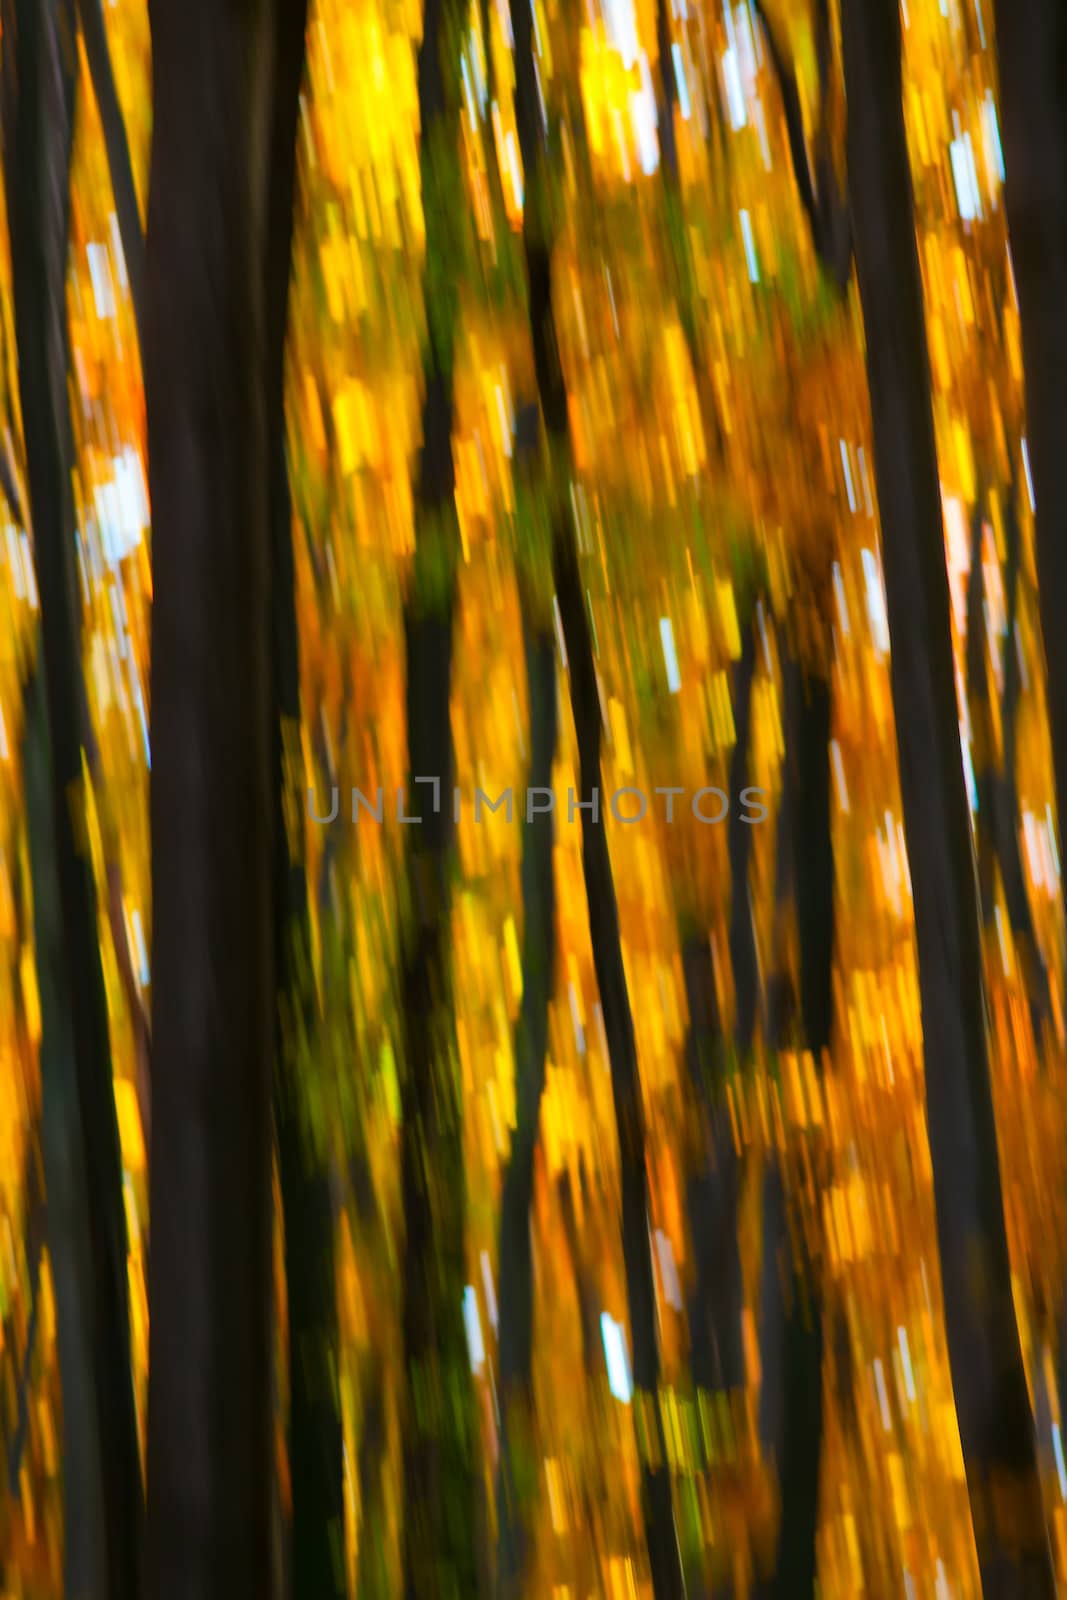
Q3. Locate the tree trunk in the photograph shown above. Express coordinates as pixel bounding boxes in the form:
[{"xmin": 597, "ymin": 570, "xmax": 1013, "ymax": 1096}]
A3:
[
  {"xmin": 993, "ymin": 0, "xmax": 1067, "ymax": 1008},
  {"xmin": 757, "ymin": 657, "xmax": 831, "ymax": 1599},
  {"xmin": 495, "ymin": 599, "xmax": 559, "ymax": 1595},
  {"xmin": 399, "ymin": 0, "xmax": 478, "ymax": 1591},
  {"xmin": 264, "ymin": 2, "xmax": 345, "ymax": 1594},
  {"xmin": 3, "ymin": 1, "xmax": 143, "ymax": 1592},
  {"xmin": 23, "ymin": 661, "xmax": 108, "ymax": 1600},
  {"xmin": 682, "ymin": 932, "xmax": 744, "ymax": 1397},
  {"xmin": 841, "ymin": 1, "xmax": 1055, "ymax": 1586},
  {"xmin": 966, "ymin": 488, "xmax": 1050, "ymax": 1044},
  {"xmin": 510, "ymin": 0, "xmax": 683, "ymax": 1582},
  {"xmin": 728, "ymin": 621, "xmax": 760, "ymax": 1059},
  {"xmin": 74, "ymin": 0, "xmax": 145, "ymax": 341},
  {"xmin": 553, "ymin": 530, "xmax": 685, "ymax": 1598},
  {"xmin": 143, "ymin": 3, "xmax": 276, "ymax": 1595},
  {"xmin": 752, "ymin": 0, "xmax": 851, "ymax": 291}
]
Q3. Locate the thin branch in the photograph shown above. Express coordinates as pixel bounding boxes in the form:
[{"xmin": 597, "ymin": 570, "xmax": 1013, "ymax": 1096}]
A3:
[{"xmin": 753, "ymin": 0, "xmax": 851, "ymax": 292}]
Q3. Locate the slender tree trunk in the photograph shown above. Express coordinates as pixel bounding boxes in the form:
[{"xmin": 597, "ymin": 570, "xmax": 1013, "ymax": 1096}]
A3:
[
  {"xmin": 966, "ymin": 489, "xmax": 1050, "ymax": 1043},
  {"xmin": 510, "ymin": 0, "xmax": 683, "ymax": 1583},
  {"xmin": 993, "ymin": 0, "xmax": 1067, "ymax": 1002},
  {"xmin": 682, "ymin": 933, "xmax": 743, "ymax": 1396},
  {"xmin": 842, "ymin": 2, "xmax": 1055, "ymax": 1587},
  {"xmin": 3, "ymin": 2, "xmax": 143, "ymax": 1592},
  {"xmin": 552, "ymin": 532, "xmax": 685, "ymax": 1597},
  {"xmin": 74, "ymin": 0, "xmax": 145, "ymax": 341},
  {"xmin": 655, "ymin": 0, "xmax": 722, "ymax": 456},
  {"xmin": 143, "ymin": 3, "xmax": 275, "ymax": 1595},
  {"xmin": 967, "ymin": 501, "xmax": 1001, "ymax": 925},
  {"xmin": 400, "ymin": 0, "xmax": 478, "ymax": 1590},
  {"xmin": 756, "ymin": 657, "xmax": 830, "ymax": 1599},
  {"xmin": 23, "ymin": 661, "xmax": 108, "ymax": 1600},
  {"xmin": 264, "ymin": 2, "xmax": 345, "ymax": 1594},
  {"xmin": 728, "ymin": 621, "xmax": 760, "ymax": 1058},
  {"xmin": 495, "ymin": 599, "xmax": 559, "ymax": 1595},
  {"xmin": 752, "ymin": 0, "xmax": 851, "ymax": 291}
]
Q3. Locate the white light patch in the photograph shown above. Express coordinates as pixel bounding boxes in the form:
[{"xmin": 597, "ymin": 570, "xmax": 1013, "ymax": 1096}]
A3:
[
  {"xmin": 672, "ymin": 43, "xmax": 691, "ymax": 120},
  {"xmin": 950, "ymin": 134, "xmax": 981, "ymax": 222},
  {"xmin": 481, "ymin": 1250, "xmax": 498, "ymax": 1330},
  {"xmin": 494, "ymin": 385, "xmax": 512, "ymax": 459},
  {"xmin": 897, "ymin": 1326, "xmax": 916, "ymax": 1403},
  {"xmin": 7, "ymin": 525, "xmax": 25, "ymax": 601},
  {"xmin": 470, "ymin": 29, "xmax": 487, "ymax": 111},
  {"xmin": 840, "ymin": 440, "xmax": 857, "ymax": 513},
  {"xmin": 873, "ymin": 1357, "xmax": 892, "ymax": 1431},
  {"xmin": 740, "ymin": 209, "xmax": 759, "ymax": 282},
  {"xmin": 722, "ymin": 48, "xmax": 746, "ymax": 129},
  {"xmin": 569, "ymin": 982, "xmax": 586, "ymax": 1055},
  {"xmin": 654, "ymin": 1230, "xmax": 683, "ymax": 1311},
  {"xmin": 1047, "ymin": 806, "xmax": 1061, "ymax": 882},
  {"xmin": 463, "ymin": 1285, "xmax": 486, "ymax": 1371},
  {"xmin": 660, "ymin": 616, "xmax": 682, "ymax": 693},
  {"xmin": 604, "ymin": 0, "xmax": 638, "ymax": 69},
  {"xmin": 833, "ymin": 561, "xmax": 851, "ymax": 637},
  {"xmin": 461, "ymin": 54, "xmax": 478, "ymax": 132},
  {"xmin": 552, "ymin": 594, "xmax": 568, "ymax": 670},
  {"xmin": 962, "ymin": 734, "xmax": 978, "ymax": 815},
  {"xmin": 1022, "ymin": 437, "xmax": 1036, "ymax": 510},
  {"xmin": 632, "ymin": 54, "xmax": 660, "ymax": 175},
  {"xmin": 133, "ymin": 677, "xmax": 151, "ymax": 768},
  {"xmin": 857, "ymin": 446, "xmax": 875, "ymax": 518},
  {"xmin": 506, "ymin": 129, "xmax": 523, "ymax": 210},
  {"xmin": 994, "ymin": 902, "xmax": 1010, "ymax": 976},
  {"xmin": 1054, "ymin": 1422, "xmax": 1067, "ymax": 1500},
  {"xmin": 87, "ymin": 242, "xmax": 116, "ymax": 320},
  {"xmin": 132, "ymin": 908, "xmax": 150, "ymax": 986},
  {"xmin": 108, "ymin": 212, "xmax": 128, "ymax": 294},
  {"xmin": 831, "ymin": 740, "xmax": 850, "ymax": 814},
  {"xmin": 735, "ymin": 1, "xmax": 757, "ymax": 80},
  {"xmin": 601, "ymin": 1313, "xmax": 633, "ymax": 1402},
  {"xmin": 20, "ymin": 533, "xmax": 37, "ymax": 610},
  {"xmin": 861, "ymin": 548, "xmax": 890, "ymax": 654},
  {"xmin": 983, "ymin": 91, "xmax": 1004, "ymax": 182},
  {"xmin": 1023, "ymin": 811, "xmax": 1045, "ymax": 891}
]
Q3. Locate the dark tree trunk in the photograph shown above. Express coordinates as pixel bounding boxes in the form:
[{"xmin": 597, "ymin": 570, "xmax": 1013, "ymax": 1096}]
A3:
[
  {"xmin": 399, "ymin": 0, "xmax": 478, "ymax": 1591},
  {"xmin": 495, "ymin": 601, "xmax": 559, "ymax": 1594},
  {"xmin": 756, "ymin": 658, "xmax": 831, "ymax": 1600},
  {"xmin": 22, "ymin": 661, "xmax": 108, "ymax": 1600},
  {"xmin": 682, "ymin": 932, "xmax": 744, "ymax": 1396},
  {"xmin": 728, "ymin": 621, "xmax": 760, "ymax": 1059},
  {"xmin": 966, "ymin": 501, "xmax": 1001, "ymax": 926},
  {"xmin": 993, "ymin": 0, "xmax": 1067, "ymax": 1012},
  {"xmin": 842, "ymin": 1, "xmax": 1055, "ymax": 1587},
  {"xmin": 143, "ymin": 3, "xmax": 276, "ymax": 1595},
  {"xmin": 511, "ymin": 0, "xmax": 683, "ymax": 1583},
  {"xmin": 74, "ymin": 0, "xmax": 145, "ymax": 341},
  {"xmin": 3, "ymin": 2, "xmax": 143, "ymax": 1592},
  {"xmin": 267, "ymin": 7, "xmax": 345, "ymax": 1599},
  {"xmin": 264, "ymin": 3, "xmax": 345, "ymax": 1595},
  {"xmin": 552, "ymin": 532, "xmax": 685, "ymax": 1598},
  {"xmin": 789, "ymin": 665, "xmax": 833, "ymax": 1061}
]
